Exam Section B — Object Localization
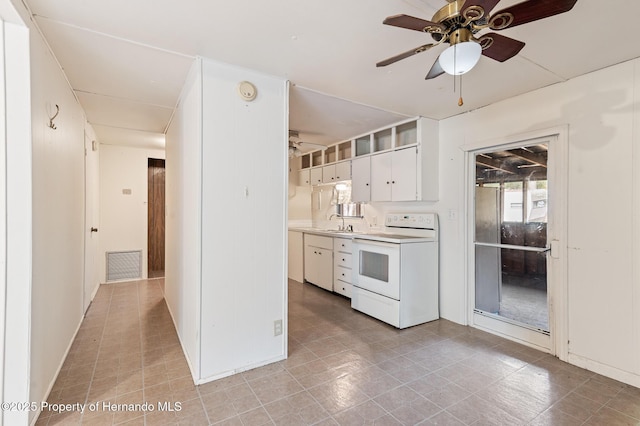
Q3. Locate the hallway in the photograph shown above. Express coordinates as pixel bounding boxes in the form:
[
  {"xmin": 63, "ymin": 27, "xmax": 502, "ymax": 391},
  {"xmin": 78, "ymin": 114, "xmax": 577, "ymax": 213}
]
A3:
[{"xmin": 36, "ymin": 279, "xmax": 640, "ymax": 425}]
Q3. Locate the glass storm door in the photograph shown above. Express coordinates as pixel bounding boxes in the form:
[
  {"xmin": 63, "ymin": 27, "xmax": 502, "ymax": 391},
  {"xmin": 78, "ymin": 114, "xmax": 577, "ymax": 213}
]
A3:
[{"xmin": 473, "ymin": 139, "xmax": 553, "ymax": 349}]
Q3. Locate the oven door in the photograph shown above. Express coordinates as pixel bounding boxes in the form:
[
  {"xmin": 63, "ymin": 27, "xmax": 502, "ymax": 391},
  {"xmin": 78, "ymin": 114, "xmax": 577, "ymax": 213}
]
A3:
[{"xmin": 353, "ymin": 239, "xmax": 400, "ymax": 300}]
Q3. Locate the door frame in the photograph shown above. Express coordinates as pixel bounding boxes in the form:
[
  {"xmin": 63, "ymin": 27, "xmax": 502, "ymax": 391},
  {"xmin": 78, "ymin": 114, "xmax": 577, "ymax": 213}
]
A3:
[
  {"xmin": 83, "ymin": 132, "xmax": 100, "ymax": 313},
  {"xmin": 463, "ymin": 125, "xmax": 569, "ymax": 359}
]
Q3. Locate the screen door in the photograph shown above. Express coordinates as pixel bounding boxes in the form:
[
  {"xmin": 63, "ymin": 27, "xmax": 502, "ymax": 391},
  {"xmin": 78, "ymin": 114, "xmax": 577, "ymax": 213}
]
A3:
[{"xmin": 473, "ymin": 142, "xmax": 551, "ymax": 337}]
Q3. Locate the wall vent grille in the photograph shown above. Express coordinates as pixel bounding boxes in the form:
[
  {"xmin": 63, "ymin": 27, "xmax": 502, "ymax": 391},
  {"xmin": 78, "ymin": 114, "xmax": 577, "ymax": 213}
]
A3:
[{"xmin": 106, "ymin": 250, "xmax": 142, "ymax": 282}]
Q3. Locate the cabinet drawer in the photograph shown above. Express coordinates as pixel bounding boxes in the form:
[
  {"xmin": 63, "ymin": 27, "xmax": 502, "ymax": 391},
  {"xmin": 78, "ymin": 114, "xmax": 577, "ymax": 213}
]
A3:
[
  {"xmin": 334, "ymin": 281, "xmax": 352, "ymax": 298},
  {"xmin": 333, "ymin": 238, "xmax": 353, "ymax": 253},
  {"xmin": 334, "ymin": 265, "xmax": 351, "ymax": 283},
  {"xmin": 336, "ymin": 253, "xmax": 352, "ymax": 268},
  {"xmin": 304, "ymin": 234, "xmax": 333, "ymax": 250}
]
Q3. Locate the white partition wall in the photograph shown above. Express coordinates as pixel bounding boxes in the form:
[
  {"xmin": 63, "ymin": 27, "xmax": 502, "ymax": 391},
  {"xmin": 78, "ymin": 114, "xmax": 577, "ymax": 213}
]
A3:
[
  {"xmin": 165, "ymin": 57, "xmax": 288, "ymax": 383},
  {"xmin": 1, "ymin": 14, "xmax": 32, "ymax": 426},
  {"xmin": 165, "ymin": 59, "xmax": 203, "ymax": 374}
]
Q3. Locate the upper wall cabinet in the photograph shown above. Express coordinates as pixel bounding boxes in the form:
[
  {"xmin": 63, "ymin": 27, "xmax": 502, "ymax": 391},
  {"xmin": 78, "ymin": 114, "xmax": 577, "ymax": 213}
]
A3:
[
  {"xmin": 351, "ymin": 156, "xmax": 371, "ymax": 202},
  {"xmin": 370, "ymin": 147, "xmax": 418, "ymax": 202},
  {"xmin": 297, "ymin": 117, "xmax": 438, "ymax": 201}
]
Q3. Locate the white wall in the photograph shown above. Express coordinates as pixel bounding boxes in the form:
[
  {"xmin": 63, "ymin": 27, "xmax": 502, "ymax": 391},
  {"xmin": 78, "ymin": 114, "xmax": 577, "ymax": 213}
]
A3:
[
  {"xmin": 200, "ymin": 58, "xmax": 288, "ymax": 380},
  {"xmin": 99, "ymin": 144, "xmax": 165, "ymax": 282},
  {"xmin": 1, "ymin": 5, "xmax": 33, "ymax": 425},
  {"xmin": 165, "ymin": 57, "xmax": 288, "ymax": 383},
  {"xmin": 15, "ymin": 2, "xmax": 89, "ymax": 422},
  {"xmin": 437, "ymin": 59, "xmax": 640, "ymax": 387},
  {"xmin": 165, "ymin": 58, "xmax": 202, "ymax": 373},
  {"xmin": 288, "ymin": 161, "xmax": 312, "ymax": 223}
]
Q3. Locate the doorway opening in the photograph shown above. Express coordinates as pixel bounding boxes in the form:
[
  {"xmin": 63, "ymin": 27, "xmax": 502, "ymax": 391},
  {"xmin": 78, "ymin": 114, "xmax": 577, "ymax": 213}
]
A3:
[
  {"xmin": 474, "ymin": 144, "xmax": 549, "ymax": 332},
  {"xmin": 148, "ymin": 158, "xmax": 165, "ymax": 278},
  {"xmin": 466, "ymin": 129, "xmax": 568, "ymax": 354}
]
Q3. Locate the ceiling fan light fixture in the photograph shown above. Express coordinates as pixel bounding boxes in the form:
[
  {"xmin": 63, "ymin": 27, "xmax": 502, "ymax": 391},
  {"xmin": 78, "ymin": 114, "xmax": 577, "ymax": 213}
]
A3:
[{"xmin": 439, "ymin": 41, "xmax": 481, "ymax": 75}]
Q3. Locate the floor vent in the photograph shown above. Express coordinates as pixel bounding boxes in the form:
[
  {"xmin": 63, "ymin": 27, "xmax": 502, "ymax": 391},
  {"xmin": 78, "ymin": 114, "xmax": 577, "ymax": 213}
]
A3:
[{"xmin": 106, "ymin": 250, "xmax": 142, "ymax": 282}]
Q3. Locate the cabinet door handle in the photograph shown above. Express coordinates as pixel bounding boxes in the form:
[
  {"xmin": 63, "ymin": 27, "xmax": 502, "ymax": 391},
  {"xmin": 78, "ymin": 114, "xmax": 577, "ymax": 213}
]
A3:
[
  {"xmin": 341, "ymin": 273, "xmax": 345, "ymax": 277},
  {"xmin": 366, "ymin": 183, "xmax": 369, "ymax": 186},
  {"xmin": 386, "ymin": 181, "xmax": 390, "ymax": 184},
  {"xmin": 392, "ymin": 180, "xmax": 396, "ymax": 184}
]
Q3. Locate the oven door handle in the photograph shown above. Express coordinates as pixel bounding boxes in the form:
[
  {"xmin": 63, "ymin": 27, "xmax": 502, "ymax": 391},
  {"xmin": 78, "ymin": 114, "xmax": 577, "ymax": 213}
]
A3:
[{"xmin": 353, "ymin": 238, "xmax": 399, "ymax": 249}]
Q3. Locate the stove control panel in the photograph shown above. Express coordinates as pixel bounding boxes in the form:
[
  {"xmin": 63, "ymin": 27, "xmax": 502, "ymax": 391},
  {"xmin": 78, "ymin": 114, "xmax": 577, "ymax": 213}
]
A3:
[{"xmin": 385, "ymin": 213, "xmax": 436, "ymax": 230}]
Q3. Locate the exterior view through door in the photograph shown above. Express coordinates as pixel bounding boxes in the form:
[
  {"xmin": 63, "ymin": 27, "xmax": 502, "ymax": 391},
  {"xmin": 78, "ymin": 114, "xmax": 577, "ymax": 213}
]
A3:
[{"xmin": 474, "ymin": 142, "xmax": 550, "ymax": 336}]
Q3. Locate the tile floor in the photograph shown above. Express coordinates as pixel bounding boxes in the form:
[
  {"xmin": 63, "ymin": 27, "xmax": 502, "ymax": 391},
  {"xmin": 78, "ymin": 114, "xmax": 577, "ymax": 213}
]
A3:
[{"xmin": 36, "ymin": 278, "xmax": 640, "ymax": 425}]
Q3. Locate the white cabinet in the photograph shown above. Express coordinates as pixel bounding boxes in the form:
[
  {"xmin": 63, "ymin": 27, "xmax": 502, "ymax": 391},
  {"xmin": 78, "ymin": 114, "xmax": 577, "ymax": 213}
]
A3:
[
  {"xmin": 335, "ymin": 161, "xmax": 351, "ymax": 181},
  {"xmin": 350, "ymin": 117, "xmax": 438, "ymax": 201},
  {"xmin": 322, "ymin": 164, "xmax": 336, "ymax": 183},
  {"xmin": 371, "ymin": 148, "xmax": 417, "ymax": 202},
  {"xmin": 304, "ymin": 234, "xmax": 333, "ymax": 291},
  {"xmin": 288, "ymin": 231, "xmax": 304, "ymax": 282},
  {"xmin": 392, "ymin": 148, "xmax": 418, "ymax": 200},
  {"xmin": 351, "ymin": 156, "xmax": 371, "ymax": 202},
  {"xmin": 333, "ymin": 238, "xmax": 353, "ymax": 298},
  {"xmin": 298, "ymin": 169, "xmax": 310, "ymax": 186},
  {"xmin": 370, "ymin": 152, "xmax": 391, "ymax": 201},
  {"xmin": 321, "ymin": 161, "xmax": 350, "ymax": 184},
  {"xmin": 310, "ymin": 168, "xmax": 323, "ymax": 185}
]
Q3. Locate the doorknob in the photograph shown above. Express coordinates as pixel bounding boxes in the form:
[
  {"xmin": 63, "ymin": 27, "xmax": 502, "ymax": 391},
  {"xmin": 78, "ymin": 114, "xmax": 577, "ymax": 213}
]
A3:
[{"xmin": 91, "ymin": 227, "xmax": 98, "ymax": 233}]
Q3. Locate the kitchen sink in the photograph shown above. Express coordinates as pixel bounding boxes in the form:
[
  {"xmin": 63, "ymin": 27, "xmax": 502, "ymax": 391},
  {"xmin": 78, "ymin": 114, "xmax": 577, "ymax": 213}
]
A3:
[{"xmin": 291, "ymin": 227, "xmax": 356, "ymax": 236}]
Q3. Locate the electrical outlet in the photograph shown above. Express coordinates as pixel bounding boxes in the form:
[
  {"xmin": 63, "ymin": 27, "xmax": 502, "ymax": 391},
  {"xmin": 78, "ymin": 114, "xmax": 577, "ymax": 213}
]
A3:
[{"xmin": 274, "ymin": 319, "xmax": 283, "ymax": 336}]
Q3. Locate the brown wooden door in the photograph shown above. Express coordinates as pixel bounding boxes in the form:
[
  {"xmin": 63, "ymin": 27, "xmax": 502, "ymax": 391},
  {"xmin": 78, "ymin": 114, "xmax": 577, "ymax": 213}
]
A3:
[{"xmin": 148, "ymin": 158, "xmax": 165, "ymax": 278}]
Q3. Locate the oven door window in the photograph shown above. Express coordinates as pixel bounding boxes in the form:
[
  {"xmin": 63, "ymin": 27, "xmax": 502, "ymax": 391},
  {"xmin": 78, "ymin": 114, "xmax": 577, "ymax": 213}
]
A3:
[
  {"xmin": 354, "ymin": 240, "xmax": 400, "ymax": 300},
  {"xmin": 360, "ymin": 251, "xmax": 389, "ymax": 282}
]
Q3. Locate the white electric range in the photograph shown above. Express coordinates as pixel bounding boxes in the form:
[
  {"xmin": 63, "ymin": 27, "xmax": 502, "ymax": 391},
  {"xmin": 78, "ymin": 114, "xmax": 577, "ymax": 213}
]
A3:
[{"xmin": 351, "ymin": 212, "xmax": 439, "ymax": 328}]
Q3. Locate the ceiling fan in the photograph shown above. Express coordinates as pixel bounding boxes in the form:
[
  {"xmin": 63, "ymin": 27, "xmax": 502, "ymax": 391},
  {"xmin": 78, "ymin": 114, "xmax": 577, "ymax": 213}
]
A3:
[
  {"xmin": 377, "ymin": 0, "xmax": 578, "ymax": 81},
  {"xmin": 289, "ymin": 131, "xmax": 328, "ymax": 158}
]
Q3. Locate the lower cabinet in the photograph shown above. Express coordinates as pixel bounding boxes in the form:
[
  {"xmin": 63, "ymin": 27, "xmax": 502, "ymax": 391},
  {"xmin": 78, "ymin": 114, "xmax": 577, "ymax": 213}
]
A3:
[
  {"xmin": 333, "ymin": 237, "xmax": 353, "ymax": 298},
  {"xmin": 288, "ymin": 231, "xmax": 304, "ymax": 282},
  {"xmin": 302, "ymin": 233, "xmax": 354, "ymax": 298},
  {"xmin": 304, "ymin": 234, "xmax": 333, "ymax": 291}
]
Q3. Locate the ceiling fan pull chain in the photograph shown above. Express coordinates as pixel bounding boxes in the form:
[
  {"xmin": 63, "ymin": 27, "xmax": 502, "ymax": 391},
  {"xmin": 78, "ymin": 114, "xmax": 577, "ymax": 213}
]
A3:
[
  {"xmin": 452, "ymin": 43, "xmax": 457, "ymax": 94},
  {"xmin": 458, "ymin": 74, "xmax": 464, "ymax": 107}
]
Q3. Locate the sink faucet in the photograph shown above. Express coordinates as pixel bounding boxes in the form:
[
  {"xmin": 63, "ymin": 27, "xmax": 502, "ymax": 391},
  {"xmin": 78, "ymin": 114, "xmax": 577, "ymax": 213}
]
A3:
[{"xmin": 328, "ymin": 214, "xmax": 346, "ymax": 231}]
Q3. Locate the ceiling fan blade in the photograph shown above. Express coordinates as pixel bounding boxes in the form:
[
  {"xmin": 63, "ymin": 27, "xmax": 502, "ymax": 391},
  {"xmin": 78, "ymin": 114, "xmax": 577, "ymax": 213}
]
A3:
[
  {"xmin": 478, "ymin": 33, "xmax": 525, "ymax": 62},
  {"xmin": 297, "ymin": 141, "xmax": 328, "ymax": 150},
  {"xmin": 425, "ymin": 58, "xmax": 445, "ymax": 80},
  {"xmin": 376, "ymin": 44, "xmax": 434, "ymax": 67},
  {"xmin": 490, "ymin": 0, "xmax": 578, "ymax": 29},
  {"xmin": 383, "ymin": 14, "xmax": 446, "ymax": 33}
]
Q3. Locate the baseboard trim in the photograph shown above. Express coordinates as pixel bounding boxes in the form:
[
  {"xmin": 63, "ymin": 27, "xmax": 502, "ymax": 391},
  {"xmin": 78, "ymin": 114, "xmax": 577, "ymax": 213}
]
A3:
[{"xmin": 568, "ymin": 353, "xmax": 640, "ymax": 388}]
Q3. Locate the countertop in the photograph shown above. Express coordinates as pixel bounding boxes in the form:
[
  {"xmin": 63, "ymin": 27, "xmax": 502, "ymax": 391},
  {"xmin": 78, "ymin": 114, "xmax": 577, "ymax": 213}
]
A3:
[
  {"xmin": 288, "ymin": 227, "xmax": 359, "ymax": 238},
  {"xmin": 289, "ymin": 227, "xmax": 437, "ymax": 243}
]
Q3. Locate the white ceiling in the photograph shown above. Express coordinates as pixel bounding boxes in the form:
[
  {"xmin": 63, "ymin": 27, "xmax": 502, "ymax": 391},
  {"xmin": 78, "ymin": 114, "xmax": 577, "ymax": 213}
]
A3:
[{"xmin": 21, "ymin": 0, "xmax": 640, "ymax": 147}]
